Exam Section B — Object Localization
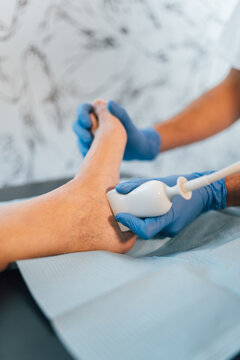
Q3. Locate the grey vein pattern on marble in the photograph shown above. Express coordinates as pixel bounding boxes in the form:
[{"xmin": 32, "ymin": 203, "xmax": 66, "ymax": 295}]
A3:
[{"xmin": 0, "ymin": 0, "xmax": 239, "ymax": 187}]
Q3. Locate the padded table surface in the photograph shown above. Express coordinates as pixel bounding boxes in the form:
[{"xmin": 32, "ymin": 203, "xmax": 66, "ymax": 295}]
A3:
[{"xmin": 0, "ymin": 178, "xmax": 239, "ymax": 360}]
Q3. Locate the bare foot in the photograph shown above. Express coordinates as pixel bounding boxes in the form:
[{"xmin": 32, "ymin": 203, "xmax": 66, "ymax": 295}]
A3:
[
  {"xmin": 68, "ymin": 99, "xmax": 136, "ymax": 253},
  {"xmin": 0, "ymin": 99, "xmax": 136, "ymax": 269}
]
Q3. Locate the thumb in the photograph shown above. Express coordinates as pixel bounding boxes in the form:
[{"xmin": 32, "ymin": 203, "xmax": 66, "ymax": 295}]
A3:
[
  {"xmin": 115, "ymin": 213, "xmax": 150, "ymax": 239},
  {"xmin": 108, "ymin": 100, "xmax": 136, "ymax": 132},
  {"xmin": 116, "ymin": 210, "xmax": 174, "ymax": 239},
  {"xmin": 116, "ymin": 178, "xmax": 148, "ymax": 194}
]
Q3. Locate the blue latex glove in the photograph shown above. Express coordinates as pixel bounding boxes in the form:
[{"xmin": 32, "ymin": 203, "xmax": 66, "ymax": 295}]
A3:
[
  {"xmin": 108, "ymin": 101, "xmax": 161, "ymax": 160},
  {"xmin": 73, "ymin": 102, "xmax": 161, "ymax": 160},
  {"xmin": 73, "ymin": 103, "xmax": 94, "ymax": 157},
  {"xmin": 115, "ymin": 172, "xmax": 227, "ymax": 239}
]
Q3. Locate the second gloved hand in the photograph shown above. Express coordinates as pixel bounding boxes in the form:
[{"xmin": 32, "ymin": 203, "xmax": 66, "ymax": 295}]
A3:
[
  {"xmin": 73, "ymin": 103, "xmax": 94, "ymax": 157},
  {"xmin": 115, "ymin": 172, "xmax": 227, "ymax": 239},
  {"xmin": 73, "ymin": 102, "xmax": 161, "ymax": 160},
  {"xmin": 108, "ymin": 101, "xmax": 161, "ymax": 160}
]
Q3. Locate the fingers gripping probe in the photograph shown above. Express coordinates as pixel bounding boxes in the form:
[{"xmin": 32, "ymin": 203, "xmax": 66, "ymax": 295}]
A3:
[{"xmin": 107, "ymin": 161, "xmax": 240, "ymax": 232}]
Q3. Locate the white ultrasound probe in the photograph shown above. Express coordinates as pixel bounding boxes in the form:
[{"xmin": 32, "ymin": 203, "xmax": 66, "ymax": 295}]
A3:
[{"xmin": 107, "ymin": 162, "xmax": 240, "ymax": 232}]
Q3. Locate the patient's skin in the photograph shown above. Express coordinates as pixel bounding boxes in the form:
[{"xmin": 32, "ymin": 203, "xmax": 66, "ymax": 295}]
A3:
[{"xmin": 0, "ymin": 100, "xmax": 136, "ymax": 271}]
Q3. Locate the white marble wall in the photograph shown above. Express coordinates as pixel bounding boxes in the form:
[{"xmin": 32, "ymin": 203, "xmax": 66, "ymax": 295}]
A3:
[{"xmin": 0, "ymin": 0, "xmax": 239, "ymax": 187}]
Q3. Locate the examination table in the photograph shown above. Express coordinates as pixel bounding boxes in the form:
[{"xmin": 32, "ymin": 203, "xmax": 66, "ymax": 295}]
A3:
[{"xmin": 0, "ymin": 179, "xmax": 240, "ymax": 360}]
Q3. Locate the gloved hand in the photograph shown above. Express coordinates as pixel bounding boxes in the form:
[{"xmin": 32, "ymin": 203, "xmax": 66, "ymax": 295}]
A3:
[
  {"xmin": 108, "ymin": 101, "xmax": 161, "ymax": 160},
  {"xmin": 115, "ymin": 172, "xmax": 227, "ymax": 239},
  {"xmin": 73, "ymin": 103, "xmax": 94, "ymax": 157},
  {"xmin": 73, "ymin": 102, "xmax": 161, "ymax": 160}
]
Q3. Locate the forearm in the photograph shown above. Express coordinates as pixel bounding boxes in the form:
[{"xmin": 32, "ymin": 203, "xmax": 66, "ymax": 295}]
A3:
[
  {"xmin": 226, "ymin": 173, "xmax": 240, "ymax": 206},
  {"xmin": 155, "ymin": 69, "xmax": 240, "ymax": 151}
]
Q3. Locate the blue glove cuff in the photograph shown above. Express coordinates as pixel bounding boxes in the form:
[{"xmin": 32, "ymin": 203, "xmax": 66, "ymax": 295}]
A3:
[
  {"xmin": 206, "ymin": 178, "xmax": 227, "ymax": 211},
  {"xmin": 193, "ymin": 171, "xmax": 227, "ymax": 211},
  {"xmin": 141, "ymin": 127, "xmax": 161, "ymax": 160}
]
